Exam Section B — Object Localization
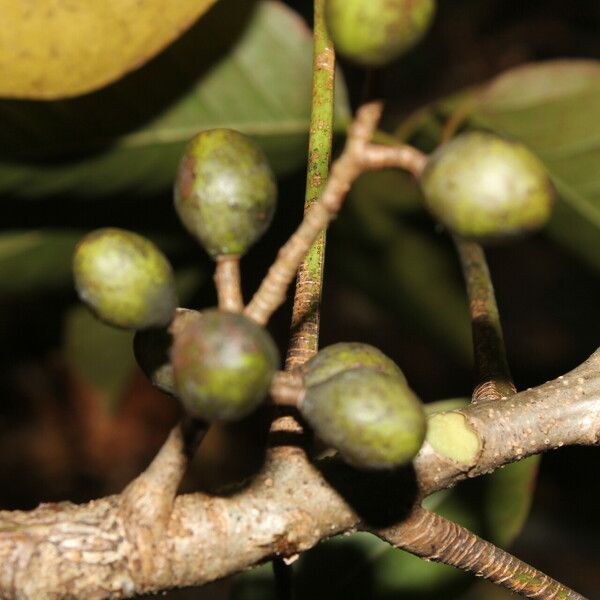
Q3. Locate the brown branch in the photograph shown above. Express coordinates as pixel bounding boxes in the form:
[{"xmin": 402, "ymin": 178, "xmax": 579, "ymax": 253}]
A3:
[
  {"xmin": 0, "ymin": 349, "xmax": 597, "ymax": 598},
  {"xmin": 377, "ymin": 507, "xmax": 586, "ymax": 599},
  {"xmin": 415, "ymin": 348, "xmax": 600, "ymax": 494},
  {"xmin": 363, "ymin": 142, "xmax": 427, "ymax": 177},
  {"xmin": 214, "ymin": 255, "xmax": 244, "ymax": 313}
]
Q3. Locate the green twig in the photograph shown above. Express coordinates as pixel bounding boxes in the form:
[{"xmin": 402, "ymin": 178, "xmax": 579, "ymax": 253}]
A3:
[{"xmin": 285, "ymin": 0, "xmax": 336, "ymax": 371}]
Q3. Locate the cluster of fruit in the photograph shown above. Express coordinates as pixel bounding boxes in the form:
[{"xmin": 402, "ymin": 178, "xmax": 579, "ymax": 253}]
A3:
[{"xmin": 72, "ymin": 0, "xmax": 554, "ymax": 471}]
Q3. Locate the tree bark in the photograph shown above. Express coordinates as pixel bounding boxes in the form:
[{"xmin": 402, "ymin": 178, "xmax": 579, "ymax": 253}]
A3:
[{"xmin": 0, "ymin": 348, "xmax": 598, "ymax": 599}]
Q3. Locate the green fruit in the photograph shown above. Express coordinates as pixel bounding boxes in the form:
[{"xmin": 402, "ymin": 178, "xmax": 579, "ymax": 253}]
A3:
[
  {"xmin": 325, "ymin": 0, "xmax": 436, "ymax": 66},
  {"xmin": 420, "ymin": 131, "xmax": 555, "ymax": 241},
  {"xmin": 171, "ymin": 308, "xmax": 279, "ymax": 421},
  {"xmin": 133, "ymin": 308, "xmax": 199, "ymax": 396},
  {"xmin": 174, "ymin": 129, "xmax": 277, "ymax": 257},
  {"xmin": 300, "ymin": 343, "xmax": 426, "ymax": 469},
  {"xmin": 301, "ymin": 342, "xmax": 406, "ymax": 387},
  {"xmin": 73, "ymin": 228, "xmax": 177, "ymax": 330}
]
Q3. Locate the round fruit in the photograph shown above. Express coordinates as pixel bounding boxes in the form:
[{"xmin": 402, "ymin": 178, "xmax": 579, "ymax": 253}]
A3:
[
  {"xmin": 301, "ymin": 342, "xmax": 406, "ymax": 388},
  {"xmin": 300, "ymin": 368, "xmax": 426, "ymax": 470},
  {"xmin": 73, "ymin": 228, "xmax": 177, "ymax": 329},
  {"xmin": 300, "ymin": 343, "xmax": 426, "ymax": 469},
  {"xmin": 174, "ymin": 129, "xmax": 277, "ymax": 257},
  {"xmin": 420, "ymin": 131, "xmax": 555, "ymax": 241},
  {"xmin": 171, "ymin": 308, "xmax": 279, "ymax": 421},
  {"xmin": 325, "ymin": 0, "xmax": 436, "ymax": 66},
  {"xmin": 133, "ymin": 308, "xmax": 199, "ymax": 396}
]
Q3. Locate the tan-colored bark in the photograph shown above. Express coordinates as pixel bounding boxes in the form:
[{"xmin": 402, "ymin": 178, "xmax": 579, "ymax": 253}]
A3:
[
  {"xmin": 379, "ymin": 507, "xmax": 586, "ymax": 599},
  {"xmin": 0, "ymin": 348, "xmax": 598, "ymax": 599}
]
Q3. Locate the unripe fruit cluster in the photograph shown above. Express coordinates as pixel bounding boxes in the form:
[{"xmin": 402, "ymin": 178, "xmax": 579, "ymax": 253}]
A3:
[{"xmin": 72, "ymin": 126, "xmax": 429, "ymax": 470}]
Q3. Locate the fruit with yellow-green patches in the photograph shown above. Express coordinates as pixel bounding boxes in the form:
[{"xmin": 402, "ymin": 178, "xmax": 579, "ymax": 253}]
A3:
[
  {"xmin": 420, "ymin": 131, "xmax": 555, "ymax": 242},
  {"xmin": 73, "ymin": 228, "xmax": 177, "ymax": 330},
  {"xmin": 300, "ymin": 343, "xmax": 426, "ymax": 469},
  {"xmin": 171, "ymin": 308, "xmax": 279, "ymax": 421},
  {"xmin": 174, "ymin": 129, "xmax": 277, "ymax": 257},
  {"xmin": 325, "ymin": 0, "xmax": 436, "ymax": 66}
]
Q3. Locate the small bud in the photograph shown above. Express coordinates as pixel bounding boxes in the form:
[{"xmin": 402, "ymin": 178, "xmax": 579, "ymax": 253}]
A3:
[
  {"xmin": 420, "ymin": 131, "xmax": 555, "ymax": 242},
  {"xmin": 73, "ymin": 228, "xmax": 177, "ymax": 330},
  {"xmin": 325, "ymin": 0, "xmax": 436, "ymax": 67},
  {"xmin": 171, "ymin": 309, "xmax": 279, "ymax": 421},
  {"xmin": 174, "ymin": 129, "xmax": 277, "ymax": 257}
]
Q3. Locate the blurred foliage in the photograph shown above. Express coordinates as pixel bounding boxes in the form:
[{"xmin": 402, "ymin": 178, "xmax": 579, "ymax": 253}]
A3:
[
  {"xmin": 0, "ymin": 0, "xmax": 350, "ymax": 200},
  {"xmin": 63, "ymin": 268, "xmax": 202, "ymax": 413},
  {"xmin": 0, "ymin": 230, "xmax": 82, "ymax": 293}
]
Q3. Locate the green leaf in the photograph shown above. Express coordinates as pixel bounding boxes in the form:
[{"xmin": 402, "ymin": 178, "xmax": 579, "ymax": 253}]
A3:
[
  {"xmin": 0, "ymin": 230, "xmax": 82, "ymax": 294},
  {"xmin": 0, "ymin": 0, "xmax": 351, "ymax": 199},
  {"xmin": 484, "ymin": 455, "xmax": 540, "ymax": 548}
]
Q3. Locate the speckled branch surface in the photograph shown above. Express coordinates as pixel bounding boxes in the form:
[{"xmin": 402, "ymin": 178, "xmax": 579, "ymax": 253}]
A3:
[
  {"xmin": 285, "ymin": 0, "xmax": 335, "ymax": 371},
  {"xmin": 0, "ymin": 348, "xmax": 598, "ymax": 599}
]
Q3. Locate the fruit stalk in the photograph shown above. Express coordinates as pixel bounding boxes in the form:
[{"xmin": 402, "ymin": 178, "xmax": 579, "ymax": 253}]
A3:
[
  {"xmin": 214, "ymin": 255, "xmax": 244, "ymax": 313},
  {"xmin": 454, "ymin": 238, "xmax": 516, "ymax": 402},
  {"xmin": 285, "ymin": 0, "xmax": 336, "ymax": 371}
]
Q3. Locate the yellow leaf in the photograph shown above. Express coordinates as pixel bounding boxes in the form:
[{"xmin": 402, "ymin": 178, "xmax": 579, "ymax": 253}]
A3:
[{"xmin": 0, "ymin": 0, "xmax": 218, "ymax": 99}]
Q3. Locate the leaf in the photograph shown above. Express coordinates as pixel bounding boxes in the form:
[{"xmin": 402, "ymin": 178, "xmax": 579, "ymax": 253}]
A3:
[
  {"xmin": 0, "ymin": 1, "xmax": 351, "ymax": 199},
  {"xmin": 0, "ymin": 230, "xmax": 82, "ymax": 294},
  {"xmin": 0, "ymin": 0, "xmax": 218, "ymax": 99},
  {"xmin": 484, "ymin": 455, "xmax": 540, "ymax": 548}
]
